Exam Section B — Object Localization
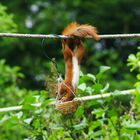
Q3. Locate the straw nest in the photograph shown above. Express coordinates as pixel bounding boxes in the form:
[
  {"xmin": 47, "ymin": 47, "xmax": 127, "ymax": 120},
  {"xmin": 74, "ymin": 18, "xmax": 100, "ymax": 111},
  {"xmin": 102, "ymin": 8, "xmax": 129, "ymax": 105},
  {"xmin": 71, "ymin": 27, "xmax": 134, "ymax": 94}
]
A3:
[{"xmin": 55, "ymin": 99, "xmax": 80, "ymax": 114}]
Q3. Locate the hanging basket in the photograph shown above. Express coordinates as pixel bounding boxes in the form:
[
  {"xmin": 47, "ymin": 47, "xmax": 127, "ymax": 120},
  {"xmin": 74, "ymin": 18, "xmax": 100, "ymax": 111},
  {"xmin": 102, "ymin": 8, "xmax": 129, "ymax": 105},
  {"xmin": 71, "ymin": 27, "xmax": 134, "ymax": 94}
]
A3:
[{"xmin": 55, "ymin": 99, "xmax": 81, "ymax": 114}]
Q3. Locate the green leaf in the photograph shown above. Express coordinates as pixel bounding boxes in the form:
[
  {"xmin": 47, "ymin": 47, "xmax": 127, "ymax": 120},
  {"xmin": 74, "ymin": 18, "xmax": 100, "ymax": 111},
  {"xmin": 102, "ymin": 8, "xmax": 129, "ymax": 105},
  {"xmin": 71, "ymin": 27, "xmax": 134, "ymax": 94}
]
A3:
[
  {"xmin": 64, "ymin": 138, "xmax": 73, "ymax": 140},
  {"xmin": 31, "ymin": 102, "xmax": 41, "ymax": 107},
  {"xmin": 24, "ymin": 118, "xmax": 33, "ymax": 124},
  {"xmin": 75, "ymin": 106, "xmax": 84, "ymax": 118},
  {"xmin": 92, "ymin": 130, "xmax": 104, "ymax": 137},
  {"xmin": 22, "ymin": 94, "xmax": 36, "ymax": 109},
  {"xmin": 89, "ymin": 121, "xmax": 101, "ymax": 131},
  {"xmin": 32, "ymin": 119, "xmax": 40, "ymax": 128},
  {"xmin": 92, "ymin": 84, "xmax": 103, "ymax": 93},
  {"xmin": 128, "ymin": 54, "xmax": 137, "ymax": 61},
  {"xmin": 87, "ymin": 74, "xmax": 96, "ymax": 82},
  {"xmin": 15, "ymin": 111, "xmax": 23, "ymax": 119},
  {"xmin": 73, "ymin": 118, "xmax": 87, "ymax": 131},
  {"xmin": 107, "ymin": 109, "xmax": 118, "ymax": 117},
  {"xmin": 3, "ymin": 116, "xmax": 19, "ymax": 130},
  {"xmin": 78, "ymin": 83, "xmax": 86, "ymax": 91},
  {"xmin": 136, "ymin": 74, "xmax": 140, "ymax": 80},
  {"xmin": 91, "ymin": 108, "xmax": 106, "ymax": 118},
  {"xmin": 85, "ymin": 86, "xmax": 93, "ymax": 95},
  {"xmin": 99, "ymin": 66, "xmax": 111, "ymax": 73},
  {"xmin": 101, "ymin": 83, "xmax": 110, "ymax": 93},
  {"xmin": 136, "ymin": 84, "xmax": 140, "ymax": 94},
  {"xmin": 79, "ymin": 73, "xmax": 96, "ymax": 84},
  {"xmin": 96, "ymin": 66, "xmax": 111, "ymax": 81},
  {"xmin": 123, "ymin": 122, "xmax": 140, "ymax": 130},
  {"xmin": 42, "ymin": 99, "xmax": 55, "ymax": 107}
]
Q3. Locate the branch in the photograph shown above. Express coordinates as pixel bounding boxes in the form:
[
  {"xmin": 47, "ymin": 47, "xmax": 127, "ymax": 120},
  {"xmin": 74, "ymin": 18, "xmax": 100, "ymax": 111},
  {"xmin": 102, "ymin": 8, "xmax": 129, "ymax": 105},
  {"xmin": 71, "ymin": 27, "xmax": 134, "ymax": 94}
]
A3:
[
  {"xmin": 0, "ymin": 105, "xmax": 22, "ymax": 113},
  {"xmin": 0, "ymin": 89, "xmax": 135, "ymax": 113},
  {"xmin": 76, "ymin": 89, "xmax": 135, "ymax": 101},
  {"xmin": 0, "ymin": 33, "xmax": 139, "ymax": 39}
]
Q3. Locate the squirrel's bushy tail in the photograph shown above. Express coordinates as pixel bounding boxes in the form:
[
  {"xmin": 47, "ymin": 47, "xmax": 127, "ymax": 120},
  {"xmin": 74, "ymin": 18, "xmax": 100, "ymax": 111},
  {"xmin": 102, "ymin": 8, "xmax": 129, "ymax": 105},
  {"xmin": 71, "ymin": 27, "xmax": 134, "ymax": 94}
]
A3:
[{"xmin": 62, "ymin": 22, "xmax": 99, "ymax": 50}]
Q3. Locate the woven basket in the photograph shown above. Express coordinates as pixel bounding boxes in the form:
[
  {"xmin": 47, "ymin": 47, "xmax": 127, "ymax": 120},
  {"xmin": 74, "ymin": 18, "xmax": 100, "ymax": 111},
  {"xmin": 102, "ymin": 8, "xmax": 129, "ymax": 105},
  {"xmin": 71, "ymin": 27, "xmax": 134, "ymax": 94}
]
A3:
[{"xmin": 55, "ymin": 99, "xmax": 80, "ymax": 114}]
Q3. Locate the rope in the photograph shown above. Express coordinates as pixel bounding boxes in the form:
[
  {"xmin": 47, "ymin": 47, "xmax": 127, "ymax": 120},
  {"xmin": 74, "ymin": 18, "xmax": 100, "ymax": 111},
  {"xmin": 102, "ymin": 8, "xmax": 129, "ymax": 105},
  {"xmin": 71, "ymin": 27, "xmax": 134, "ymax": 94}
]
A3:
[
  {"xmin": 0, "ymin": 89, "xmax": 135, "ymax": 113},
  {"xmin": 41, "ymin": 38, "xmax": 60, "ymax": 77},
  {"xmin": 0, "ymin": 33, "xmax": 140, "ymax": 39}
]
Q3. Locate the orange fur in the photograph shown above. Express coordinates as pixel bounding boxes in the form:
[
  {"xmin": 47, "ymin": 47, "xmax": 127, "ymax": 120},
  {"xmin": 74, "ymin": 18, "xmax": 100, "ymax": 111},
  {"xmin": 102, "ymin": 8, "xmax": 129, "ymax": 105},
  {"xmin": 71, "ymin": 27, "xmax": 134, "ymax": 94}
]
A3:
[
  {"xmin": 62, "ymin": 22, "xmax": 99, "ymax": 40},
  {"xmin": 56, "ymin": 22, "xmax": 100, "ymax": 102}
]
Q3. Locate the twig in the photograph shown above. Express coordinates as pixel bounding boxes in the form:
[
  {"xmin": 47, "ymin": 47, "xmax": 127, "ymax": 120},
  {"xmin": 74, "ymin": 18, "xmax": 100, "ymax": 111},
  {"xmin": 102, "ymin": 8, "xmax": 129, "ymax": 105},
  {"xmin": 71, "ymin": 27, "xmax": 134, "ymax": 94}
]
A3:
[
  {"xmin": 0, "ymin": 89, "xmax": 135, "ymax": 113},
  {"xmin": 0, "ymin": 105, "xmax": 22, "ymax": 113},
  {"xmin": 75, "ymin": 89, "xmax": 135, "ymax": 101}
]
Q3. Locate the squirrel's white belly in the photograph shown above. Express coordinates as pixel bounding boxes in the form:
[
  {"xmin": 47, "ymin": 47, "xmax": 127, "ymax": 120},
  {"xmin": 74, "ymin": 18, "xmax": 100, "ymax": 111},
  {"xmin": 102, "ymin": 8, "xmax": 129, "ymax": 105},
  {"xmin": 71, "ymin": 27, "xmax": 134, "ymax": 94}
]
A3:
[{"xmin": 72, "ymin": 56, "xmax": 80, "ymax": 89}]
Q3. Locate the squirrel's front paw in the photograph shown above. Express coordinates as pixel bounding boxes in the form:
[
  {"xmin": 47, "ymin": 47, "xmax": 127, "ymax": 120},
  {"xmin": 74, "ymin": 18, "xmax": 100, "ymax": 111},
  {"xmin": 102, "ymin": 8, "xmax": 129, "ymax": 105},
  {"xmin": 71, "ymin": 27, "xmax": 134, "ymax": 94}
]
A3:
[
  {"xmin": 61, "ymin": 96, "xmax": 69, "ymax": 102},
  {"xmin": 61, "ymin": 94, "xmax": 74, "ymax": 102}
]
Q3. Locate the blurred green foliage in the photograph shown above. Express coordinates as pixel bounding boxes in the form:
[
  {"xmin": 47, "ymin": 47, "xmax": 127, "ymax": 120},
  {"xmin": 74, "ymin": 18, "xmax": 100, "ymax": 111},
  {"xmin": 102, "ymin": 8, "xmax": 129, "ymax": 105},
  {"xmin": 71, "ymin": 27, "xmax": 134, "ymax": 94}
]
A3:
[
  {"xmin": 0, "ymin": 0, "xmax": 139, "ymax": 90},
  {"xmin": 0, "ymin": 4, "xmax": 17, "ymax": 33},
  {"xmin": 0, "ymin": 60, "xmax": 139, "ymax": 139},
  {"xmin": 0, "ymin": 1, "xmax": 140, "ymax": 139}
]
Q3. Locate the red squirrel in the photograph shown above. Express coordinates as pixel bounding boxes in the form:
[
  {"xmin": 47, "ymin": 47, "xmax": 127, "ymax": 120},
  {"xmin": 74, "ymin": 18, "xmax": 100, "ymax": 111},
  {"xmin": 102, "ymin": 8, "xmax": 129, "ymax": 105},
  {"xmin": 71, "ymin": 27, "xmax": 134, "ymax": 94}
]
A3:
[{"xmin": 56, "ymin": 22, "xmax": 100, "ymax": 102}]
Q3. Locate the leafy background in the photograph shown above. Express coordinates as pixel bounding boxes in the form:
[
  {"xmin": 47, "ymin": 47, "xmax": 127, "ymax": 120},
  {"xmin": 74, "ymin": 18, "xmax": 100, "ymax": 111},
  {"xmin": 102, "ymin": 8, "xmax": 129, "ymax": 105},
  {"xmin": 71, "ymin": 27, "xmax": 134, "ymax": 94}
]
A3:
[{"xmin": 0, "ymin": 0, "xmax": 140, "ymax": 139}]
